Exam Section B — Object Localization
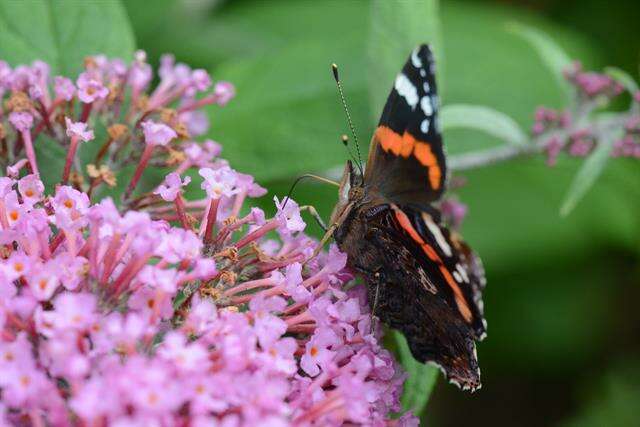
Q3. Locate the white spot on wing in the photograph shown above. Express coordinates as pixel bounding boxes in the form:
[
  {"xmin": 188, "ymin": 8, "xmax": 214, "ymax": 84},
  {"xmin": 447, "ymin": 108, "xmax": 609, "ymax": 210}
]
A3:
[
  {"xmin": 453, "ymin": 271, "xmax": 463, "ymax": 283},
  {"xmin": 423, "ymin": 82, "xmax": 430, "ymax": 93},
  {"xmin": 394, "ymin": 73, "xmax": 418, "ymax": 110},
  {"xmin": 411, "ymin": 48, "xmax": 423, "ymax": 68},
  {"xmin": 420, "ymin": 69, "xmax": 426, "ymax": 77},
  {"xmin": 420, "ymin": 119, "xmax": 430, "ymax": 134},
  {"xmin": 456, "ymin": 263, "xmax": 470, "ymax": 283},
  {"xmin": 425, "ymin": 218, "xmax": 452, "ymax": 257},
  {"xmin": 420, "ymin": 96, "xmax": 433, "ymax": 116}
]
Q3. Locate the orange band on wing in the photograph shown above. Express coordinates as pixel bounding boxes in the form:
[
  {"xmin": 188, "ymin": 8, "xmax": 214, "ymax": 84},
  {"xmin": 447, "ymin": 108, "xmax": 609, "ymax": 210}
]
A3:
[
  {"xmin": 413, "ymin": 142, "xmax": 436, "ymax": 166},
  {"xmin": 393, "ymin": 206, "xmax": 425, "ymax": 244},
  {"xmin": 392, "ymin": 205, "xmax": 473, "ymax": 323},
  {"xmin": 375, "ymin": 126, "xmax": 442, "ymax": 190},
  {"xmin": 393, "ymin": 207, "xmax": 440, "ymax": 263},
  {"xmin": 414, "ymin": 142, "xmax": 441, "ymax": 189},
  {"xmin": 439, "ymin": 265, "xmax": 473, "ymax": 323},
  {"xmin": 376, "ymin": 126, "xmax": 405, "ymax": 156}
]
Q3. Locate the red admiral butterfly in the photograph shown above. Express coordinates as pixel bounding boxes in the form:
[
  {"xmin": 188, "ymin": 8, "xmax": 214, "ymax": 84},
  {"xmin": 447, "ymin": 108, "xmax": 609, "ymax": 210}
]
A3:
[{"xmin": 328, "ymin": 45, "xmax": 487, "ymax": 391}]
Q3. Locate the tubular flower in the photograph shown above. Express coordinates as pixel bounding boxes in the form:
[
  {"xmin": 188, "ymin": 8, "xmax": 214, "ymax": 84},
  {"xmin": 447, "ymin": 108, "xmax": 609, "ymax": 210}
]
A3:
[{"xmin": 0, "ymin": 53, "xmax": 416, "ymax": 426}]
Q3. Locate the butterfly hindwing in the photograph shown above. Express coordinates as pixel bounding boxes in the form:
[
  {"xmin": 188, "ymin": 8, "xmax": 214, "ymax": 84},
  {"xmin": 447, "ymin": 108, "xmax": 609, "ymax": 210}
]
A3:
[
  {"xmin": 397, "ymin": 204, "xmax": 487, "ymax": 340},
  {"xmin": 365, "ymin": 44, "xmax": 446, "ymax": 205},
  {"xmin": 357, "ymin": 203, "xmax": 484, "ymax": 390}
]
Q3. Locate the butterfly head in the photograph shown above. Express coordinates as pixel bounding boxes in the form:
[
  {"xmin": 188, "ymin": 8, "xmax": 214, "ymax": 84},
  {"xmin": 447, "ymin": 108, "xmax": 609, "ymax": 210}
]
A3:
[{"xmin": 330, "ymin": 160, "xmax": 364, "ymax": 225}]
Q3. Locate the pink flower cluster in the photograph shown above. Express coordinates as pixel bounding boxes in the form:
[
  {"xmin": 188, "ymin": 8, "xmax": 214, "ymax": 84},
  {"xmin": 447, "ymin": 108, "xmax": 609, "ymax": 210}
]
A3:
[
  {"xmin": 439, "ymin": 198, "xmax": 467, "ymax": 230},
  {"xmin": 563, "ymin": 61, "xmax": 623, "ymax": 99},
  {"xmin": 0, "ymin": 53, "xmax": 416, "ymax": 426},
  {"xmin": 612, "ymin": 115, "xmax": 640, "ymax": 158},
  {"xmin": 530, "ymin": 62, "xmax": 640, "ymax": 167},
  {"xmin": 0, "ymin": 51, "xmax": 234, "ymax": 196},
  {"xmin": 532, "ymin": 107, "xmax": 596, "ymax": 166}
]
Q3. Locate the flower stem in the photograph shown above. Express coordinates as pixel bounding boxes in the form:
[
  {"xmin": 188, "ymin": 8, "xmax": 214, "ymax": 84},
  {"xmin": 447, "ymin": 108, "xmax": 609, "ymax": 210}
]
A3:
[
  {"xmin": 62, "ymin": 136, "xmax": 79, "ymax": 184},
  {"xmin": 174, "ymin": 194, "xmax": 191, "ymax": 230},
  {"xmin": 449, "ymin": 143, "xmax": 541, "ymax": 171},
  {"xmin": 235, "ymin": 220, "xmax": 278, "ymax": 249},
  {"xmin": 125, "ymin": 144, "xmax": 154, "ymax": 199},
  {"xmin": 21, "ymin": 130, "xmax": 39, "ymax": 176},
  {"xmin": 203, "ymin": 198, "xmax": 219, "ymax": 245},
  {"xmin": 79, "ymin": 102, "xmax": 93, "ymax": 123},
  {"xmin": 94, "ymin": 136, "xmax": 114, "ymax": 164}
]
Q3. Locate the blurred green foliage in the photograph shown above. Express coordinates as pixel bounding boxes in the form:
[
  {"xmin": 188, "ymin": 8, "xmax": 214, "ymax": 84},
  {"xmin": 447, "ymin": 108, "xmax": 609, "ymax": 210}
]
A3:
[
  {"xmin": 560, "ymin": 361, "xmax": 640, "ymax": 427},
  {"xmin": 0, "ymin": 0, "xmax": 134, "ymax": 76}
]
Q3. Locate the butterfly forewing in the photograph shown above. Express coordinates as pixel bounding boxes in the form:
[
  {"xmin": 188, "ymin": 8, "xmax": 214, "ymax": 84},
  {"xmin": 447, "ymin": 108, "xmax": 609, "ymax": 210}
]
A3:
[{"xmin": 365, "ymin": 44, "xmax": 446, "ymax": 205}]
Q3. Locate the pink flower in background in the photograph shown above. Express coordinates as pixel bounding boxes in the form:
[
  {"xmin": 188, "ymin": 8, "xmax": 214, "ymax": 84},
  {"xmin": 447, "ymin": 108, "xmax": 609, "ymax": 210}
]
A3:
[
  {"xmin": 76, "ymin": 71, "xmax": 109, "ymax": 103},
  {"xmin": 183, "ymin": 139, "xmax": 222, "ymax": 166},
  {"xmin": 128, "ymin": 50, "xmax": 153, "ymax": 92},
  {"xmin": 155, "ymin": 172, "xmax": 191, "ymax": 201},
  {"xmin": 188, "ymin": 69, "xmax": 212, "ymax": 94},
  {"xmin": 65, "ymin": 117, "xmax": 94, "ymax": 141},
  {"xmin": 181, "ymin": 110, "xmax": 210, "ymax": 136},
  {"xmin": 8, "ymin": 111, "xmax": 33, "ymax": 132},
  {"xmin": 214, "ymin": 81, "xmax": 236, "ymax": 105},
  {"xmin": 54, "ymin": 76, "xmax": 75, "ymax": 101},
  {"xmin": 199, "ymin": 165, "xmax": 240, "ymax": 199},
  {"xmin": 141, "ymin": 120, "xmax": 178, "ymax": 146},
  {"xmin": 51, "ymin": 185, "xmax": 90, "ymax": 230},
  {"xmin": 564, "ymin": 62, "xmax": 623, "ymax": 98},
  {"xmin": 274, "ymin": 196, "xmax": 306, "ymax": 236},
  {"xmin": 440, "ymin": 198, "xmax": 468, "ymax": 230},
  {"xmin": 17, "ymin": 174, "xmax": 44, "ymax": 207}
]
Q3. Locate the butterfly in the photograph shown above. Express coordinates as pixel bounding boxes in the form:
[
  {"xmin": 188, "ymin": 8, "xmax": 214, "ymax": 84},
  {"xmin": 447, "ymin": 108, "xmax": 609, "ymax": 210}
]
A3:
[{"xmin": 329, "ymin": 44, "xmax": 487, "ymax": 391}]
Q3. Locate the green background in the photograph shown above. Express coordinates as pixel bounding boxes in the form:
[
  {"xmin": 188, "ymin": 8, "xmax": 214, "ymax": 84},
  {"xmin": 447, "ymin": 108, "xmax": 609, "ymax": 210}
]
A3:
[{"xmin": 2, "ymin": 0, "xmax": 639, "ymax": 425}]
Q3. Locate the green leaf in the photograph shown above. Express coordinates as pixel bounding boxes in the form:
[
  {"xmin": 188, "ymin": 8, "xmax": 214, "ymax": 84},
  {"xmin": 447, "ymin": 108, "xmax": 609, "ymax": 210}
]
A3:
[
  {"xmin": 33, "ymin": 137, "xmax": 66, "ymax": 193},
  {"xmin": 605, "ymin": 67, "xmax": 639, "ymax": 93},
  {"xmin": 507, "ymin": 22, "xmax": 573, "ymax": 101},
  {"xmin": 605, "ymin": 66, "xmax": 639, "ymax": 96},
  {"xmin": 393, "ymin": 331, "xmax": 439, "ymax": 417},
  {"xmin": 0, "ymin": 0, "xmax": 135, "ymax": 76},
  {"xmin": 560, "ymin": 132, "xmax": 618, "ymax": 217},
  {"xmin": 368, "ymin": 0, "xmax": 443, "ymax": 117},
  {"xmin": 441, "ymin": 104, "xmax": 528, "ymax": 146},
  {"xmin": 211, "ymin": 38, "xmax": 371, "ymax": 182}
]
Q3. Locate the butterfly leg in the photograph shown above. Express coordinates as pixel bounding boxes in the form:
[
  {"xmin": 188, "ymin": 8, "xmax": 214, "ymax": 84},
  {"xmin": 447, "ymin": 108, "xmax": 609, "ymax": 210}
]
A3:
[
  {"xmin": 367, "ymin": 271, "xmax": 384, "ymax": 335},
  {"xmin": 371, "ymin": 274, "xmax": 381, "ymax": 317},
  {"xmin": 308, "ymin": 223, "xmax": 338, "ymax": 261},
  {"xmin": 305, "ymin": 200, "xmax": 353, "ymax": 262},
  {"xmin": 352, "ymin": 264, "xmax": 384, "ymax": 319},
  {"xmin": 299, "ymin": 205, "xmax": 328, "ymax": 231}
]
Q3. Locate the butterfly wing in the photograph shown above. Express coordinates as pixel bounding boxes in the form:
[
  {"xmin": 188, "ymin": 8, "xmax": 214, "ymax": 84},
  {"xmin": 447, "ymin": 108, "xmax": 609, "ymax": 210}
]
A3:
[
  {"xmin": 364, "ymin": 44, "xmax": 446, "ymax": 205},
  {"xmin": 336, "ymin": 44, "xmax": 486, "ymax": 390},
  {"xmin": 347, "ymin": 203, "xmax": 486, "ymax": 390}
]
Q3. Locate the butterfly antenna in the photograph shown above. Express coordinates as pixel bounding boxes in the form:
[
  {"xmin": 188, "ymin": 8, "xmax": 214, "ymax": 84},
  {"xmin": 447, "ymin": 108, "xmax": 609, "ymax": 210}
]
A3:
[
  {"xmin": 281, "ymin": 174, "xmax": 340, "ymax": 209},
  {"xmin": 340, "ymin": 134, "xmax": 361, "ymax": 171},
  {"xmin": 332, "ymin": 64, "xmax": 364, "ymax": 175}
]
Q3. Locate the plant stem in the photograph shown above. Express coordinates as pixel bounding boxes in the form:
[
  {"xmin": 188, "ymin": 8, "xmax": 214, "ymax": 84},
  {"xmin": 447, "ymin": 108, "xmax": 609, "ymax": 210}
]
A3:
[{"xmin": 448, "ymin": 143, "xmax": 541, "ymax": 171}]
